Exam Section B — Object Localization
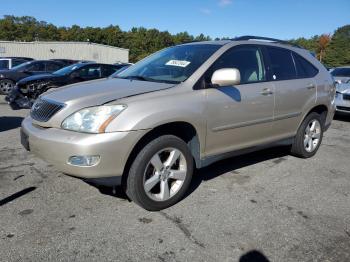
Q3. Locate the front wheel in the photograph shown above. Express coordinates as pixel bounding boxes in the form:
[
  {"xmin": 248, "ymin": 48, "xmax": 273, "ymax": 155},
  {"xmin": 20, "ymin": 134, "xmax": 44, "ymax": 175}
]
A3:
[
  {"xmin": 126, "ymin": 135, "xmax": 193, "ymax": 211},
  {"xmin": 0, "ymin": 79, "xmax": 15, "ymax": 95},
  {"xmin": 290, "ymin": 112, "xmax": 324, "ymax": 158}
]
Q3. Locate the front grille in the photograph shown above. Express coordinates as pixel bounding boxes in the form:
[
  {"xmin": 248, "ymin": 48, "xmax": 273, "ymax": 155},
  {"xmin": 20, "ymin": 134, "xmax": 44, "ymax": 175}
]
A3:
[
  {"xmin": 337, "ymin": 106, "xmax": 350, "ymax": 112},
  {"xmin": 343, "ymin": 94, "xmax": 350, "ymax": 100},
  {"xmin": 30, "ymin": 98, "xmax": 65, "ymax": 122}
]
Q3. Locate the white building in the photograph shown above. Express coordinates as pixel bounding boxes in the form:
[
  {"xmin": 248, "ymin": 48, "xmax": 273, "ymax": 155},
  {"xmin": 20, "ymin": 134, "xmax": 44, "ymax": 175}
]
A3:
[{"xmin": 0, "ymin": 41, "xmax": 129, "ymax": 64}]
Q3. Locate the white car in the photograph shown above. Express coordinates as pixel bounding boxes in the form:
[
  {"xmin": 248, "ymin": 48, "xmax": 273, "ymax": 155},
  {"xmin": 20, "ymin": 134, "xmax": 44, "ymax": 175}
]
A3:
[{"xmin": 335, "ymin": 83, "xmax": 350, "ymax": 114}]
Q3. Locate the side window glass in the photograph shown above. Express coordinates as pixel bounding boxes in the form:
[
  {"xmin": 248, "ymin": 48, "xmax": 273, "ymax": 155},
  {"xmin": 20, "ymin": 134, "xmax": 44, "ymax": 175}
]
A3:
[
  {"xmin": 46, "ymin": 62, "xmax": 62, "ymax": 72},
  {"xmin": 27, "ymin": 62, "xmax": 45, "ymax": 71},
  {"xmin": 293, "ymin": 53, "xmax": 318, "ymax": 78},
  {"xmin": 101, "ymin": 65, "xmax": 117, "ymax": 77},
  {"xmin": 267, "ymin": 47, "xmax": 297, "ymax": 81},
  {"xmin": 209, "ymin": 46, "xmax": 266, "ymax": 85},
  {"xmin": 78, "ymin": 65, "xmax": 101, "ymax": 78}
]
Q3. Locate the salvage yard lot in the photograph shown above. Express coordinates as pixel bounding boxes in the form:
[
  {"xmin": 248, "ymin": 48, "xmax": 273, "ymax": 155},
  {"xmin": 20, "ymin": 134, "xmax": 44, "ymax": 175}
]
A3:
[{"xmin": 0, "ymin": 95, "xmax": 349, "ymax": 262}]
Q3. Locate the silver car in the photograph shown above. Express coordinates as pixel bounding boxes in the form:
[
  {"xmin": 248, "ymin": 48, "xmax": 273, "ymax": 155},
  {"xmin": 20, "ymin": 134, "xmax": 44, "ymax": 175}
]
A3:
[
  {"xmin": 21, "ymin": 36, "xmax": 336, "ymax": 210},
  {"xmin": 335, "ymin": 83, "xmax": 350, "ymax": 114}
]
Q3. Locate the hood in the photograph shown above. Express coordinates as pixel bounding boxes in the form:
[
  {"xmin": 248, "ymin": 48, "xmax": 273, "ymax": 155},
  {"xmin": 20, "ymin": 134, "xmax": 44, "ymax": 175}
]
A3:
[
  {"xmin": 18, "ymin": 73, "xmax": 58, "ymax": 84},
  {"xmin": 42, "ymin": 77, "xmax": 176, "ymax": 107},
  {"xmin": 336, "ymin": 83, "xmax": 350, "ymax": 94}
]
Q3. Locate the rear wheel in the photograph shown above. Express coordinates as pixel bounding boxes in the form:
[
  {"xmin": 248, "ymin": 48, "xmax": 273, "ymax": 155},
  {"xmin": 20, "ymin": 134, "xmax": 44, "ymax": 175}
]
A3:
[
  {"xmin": 291, "ymin": 112, "xmax": 324, "ymax": 158},
  {"xmin": 0, "ymin": 79, "xmax": 15, "ymax": 95},
  {"xmin": 126, "ymin": 135, "xmax": 193, "ymax": 211}
]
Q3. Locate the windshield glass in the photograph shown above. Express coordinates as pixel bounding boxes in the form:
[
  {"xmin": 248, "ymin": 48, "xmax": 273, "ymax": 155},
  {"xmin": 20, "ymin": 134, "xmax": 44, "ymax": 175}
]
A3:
[
  {"xmin": 117, "ymin": 44, "xmax": 221, "ymax": 84},
  {"xmin": 331, "ymin": 68, "xmax": 350, "ymax": 77},
  {"xmin": 53, "ymin": 64, "xmax": 82, "ymax": 76},
  {"xmin": 11, "ymin": 61, "xmax": 31, "ymax": 71}
]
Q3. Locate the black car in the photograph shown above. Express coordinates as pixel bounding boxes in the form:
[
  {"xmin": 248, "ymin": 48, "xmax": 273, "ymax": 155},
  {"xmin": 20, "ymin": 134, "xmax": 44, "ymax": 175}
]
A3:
[
  {"xmin": 0, "ymin": 60, "xmax": 65, "ymax": 94},
  {"xmin": 6, "ymin": 63, "xmax": 122, "ymax": 109}
]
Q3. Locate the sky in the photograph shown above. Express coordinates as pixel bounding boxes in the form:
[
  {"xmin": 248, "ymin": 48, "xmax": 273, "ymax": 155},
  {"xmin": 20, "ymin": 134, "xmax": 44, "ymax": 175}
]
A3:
[{"xmin": 1, "ymin": 0, "xmax": 350, "ymax": 40}]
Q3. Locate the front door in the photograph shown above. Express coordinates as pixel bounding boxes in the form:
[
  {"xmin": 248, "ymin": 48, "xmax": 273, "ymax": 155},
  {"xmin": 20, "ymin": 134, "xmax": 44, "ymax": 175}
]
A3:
[{"xmin": 205, "ymin": 45, "xmax": 275, "ymax": 157}]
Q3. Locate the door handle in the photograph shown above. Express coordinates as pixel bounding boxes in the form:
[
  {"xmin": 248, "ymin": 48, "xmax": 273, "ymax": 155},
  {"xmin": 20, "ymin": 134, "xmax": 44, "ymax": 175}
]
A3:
[
  {"xmin": 261, "ymin": 88, "xmax": 273, "ymax": 96},
  {"xmin": 306, "ymin": 83, "xmax": 315, "ymax": 89}
]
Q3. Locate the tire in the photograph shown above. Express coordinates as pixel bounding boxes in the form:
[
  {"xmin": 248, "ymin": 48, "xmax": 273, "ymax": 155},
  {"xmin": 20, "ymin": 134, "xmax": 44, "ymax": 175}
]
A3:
[
  {"xmin": 0, "ymin": 79, "xmax": 15, "ymax": 95},
  {"xmin": 290, "ymin": 112, "xmax": 324, "ymax": 158},
  {"xmin": 126, "ymin": 135, "xmax": 193, "ymax": 211}
]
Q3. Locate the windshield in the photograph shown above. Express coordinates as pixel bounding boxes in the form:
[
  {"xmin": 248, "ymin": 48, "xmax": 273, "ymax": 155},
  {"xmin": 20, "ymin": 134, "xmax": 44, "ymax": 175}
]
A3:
[
  {"xmin": 331, "ymin": 68, "xmax": 350, "ymax": 77},
  {"xmin": 11, "ymin": 61, "xmax": 31, "ymax": 71},
  {"xmin": 117, "ymin": 44, "xmax": 221, "ymax": 84},
  {"xmin": 53, "ymin": 64, "xmax": 82, "ymax": 76}
]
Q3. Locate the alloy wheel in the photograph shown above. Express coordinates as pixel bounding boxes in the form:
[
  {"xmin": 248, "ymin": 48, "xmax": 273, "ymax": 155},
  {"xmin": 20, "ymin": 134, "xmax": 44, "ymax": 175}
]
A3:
[
  {"xmin": 0, "ymin": 80, "xmax": 14, "ymax": 94},
  {"xmin": 143, "ymin": 148, "xmax": 187, "ymax": 202},
  {"xmin": 304, "ymin": 119, "xmax": 321, "ymax": 153}
]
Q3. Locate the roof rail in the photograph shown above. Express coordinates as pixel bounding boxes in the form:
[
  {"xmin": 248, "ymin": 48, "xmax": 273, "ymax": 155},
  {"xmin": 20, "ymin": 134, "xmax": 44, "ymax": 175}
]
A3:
[{"xmin": 231, "ymin": 35, "xmax": 302, "ymax": 48}]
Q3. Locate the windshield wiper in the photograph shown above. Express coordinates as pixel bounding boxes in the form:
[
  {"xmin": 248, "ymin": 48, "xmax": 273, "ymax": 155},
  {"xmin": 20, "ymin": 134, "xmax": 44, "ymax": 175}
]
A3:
[{"xmin": 121, "ymin": 75, "xmax": 180, "ymax": 84}]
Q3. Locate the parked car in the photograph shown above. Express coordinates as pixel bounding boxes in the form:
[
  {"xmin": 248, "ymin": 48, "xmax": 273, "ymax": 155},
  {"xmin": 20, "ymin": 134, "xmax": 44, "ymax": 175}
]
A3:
[
  {"xmin": 6, "ymin": 63, "xmax": 122, "ymax": 109},
  {"xmin": 21, "ymin": 36, "xmax": 335, "ymax": 210},
  {"xmin": 331, "ymin": 66, "xmax": 350, "ymax": 84},
  {"xmin": 0, "ymin": 60, "xmax": 65, "ymax": 94},
  {"xmin": 335, "ymin": 82, "xmax": 350, "ymax": 114},
  {"xmin": 0, "ymin": 57, "xmax": 33, "ymax": 70}
]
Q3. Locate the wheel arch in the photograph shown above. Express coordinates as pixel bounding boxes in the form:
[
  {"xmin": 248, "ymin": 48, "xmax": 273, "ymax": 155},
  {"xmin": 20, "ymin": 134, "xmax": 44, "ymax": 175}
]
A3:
[{"xmin": 121, "ymin": 121, "xmax": 201, "ymax": 187}]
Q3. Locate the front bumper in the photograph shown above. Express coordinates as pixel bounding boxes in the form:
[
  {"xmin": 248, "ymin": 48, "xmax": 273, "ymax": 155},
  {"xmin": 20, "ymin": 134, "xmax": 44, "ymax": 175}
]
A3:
[
  {"xmin": 21, "ymin": 117, "xmax": 149, "ymax": 181},
  {"xmin": 335, "ymin": 94, "xmax": 350, "ymax": 114}
]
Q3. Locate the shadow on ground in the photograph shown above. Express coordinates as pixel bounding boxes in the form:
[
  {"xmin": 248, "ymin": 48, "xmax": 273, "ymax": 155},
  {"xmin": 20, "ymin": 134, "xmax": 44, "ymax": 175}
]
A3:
[
  {"xmin": 0, "ymin": 116, "xmax": 24, "ymax": 132},
  {"xmin": 334, "ymin": 113, "xmax": 350, "ymax": 122},
  {"xmin": 239, "ymin": 250, "xmax": 270, "ymax": 262},
  {"xmin": 92, "ymin": 145, "xmax": 290, "ymax": 202}
]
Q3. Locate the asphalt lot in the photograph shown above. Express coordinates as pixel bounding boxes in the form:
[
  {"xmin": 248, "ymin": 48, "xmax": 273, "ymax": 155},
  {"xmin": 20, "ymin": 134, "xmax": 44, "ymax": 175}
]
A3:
[{"xmin": 0, "ymin": 95, "xmax": 349, "ymax": 262}]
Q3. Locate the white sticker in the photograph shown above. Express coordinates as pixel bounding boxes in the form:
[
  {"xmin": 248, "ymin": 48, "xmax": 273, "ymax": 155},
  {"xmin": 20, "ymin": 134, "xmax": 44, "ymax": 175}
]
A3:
[{"xmin": 165, "ymin": 60, "xmax": 191, "ymax": 68}]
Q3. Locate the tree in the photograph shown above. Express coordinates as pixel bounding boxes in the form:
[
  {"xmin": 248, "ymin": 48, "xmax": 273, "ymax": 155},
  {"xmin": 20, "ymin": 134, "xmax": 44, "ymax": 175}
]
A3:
[
  {"xmin": 323, "ymin": 25, "xmax": 350, "ymax": 67},
  {"xmin": 317, "ymin": 34, "xmax": 331, "ymax": 62}
]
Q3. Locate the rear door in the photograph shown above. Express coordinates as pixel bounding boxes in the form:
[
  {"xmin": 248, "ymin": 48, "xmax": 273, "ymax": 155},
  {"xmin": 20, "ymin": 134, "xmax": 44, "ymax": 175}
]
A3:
[
  {"xmin": 205, "ymin": 45, "xmax": 275, "ymax": 157},
  {"xmin": 266, "ymin": 46, "xmax": 317, "ymax": 138}
]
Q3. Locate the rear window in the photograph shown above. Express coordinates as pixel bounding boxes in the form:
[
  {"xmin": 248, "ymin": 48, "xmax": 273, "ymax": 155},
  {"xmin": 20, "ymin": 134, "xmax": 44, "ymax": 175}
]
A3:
[
  {"xmin": 293, "ymin": 53, "xmax": 319, "ymax": 78},
  {"xmin": 267, "ymin": 47, "xmax": 297, "ymax": 81},
  {"xmin": 331, "ymin": 68, "xmax": 350, "ymax": 77}
]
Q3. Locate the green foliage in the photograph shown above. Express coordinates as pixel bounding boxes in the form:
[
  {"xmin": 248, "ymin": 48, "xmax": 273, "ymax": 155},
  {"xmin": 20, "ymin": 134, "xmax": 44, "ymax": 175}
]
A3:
[
  {"xmin": 0, "ymin": 15, "xmax": 211, "ymax": 63},
  {"xmin": 323, "ymin": 25, "xmax": 350, "ymax": 67},
  {"xmin": 0, "ymin": 15, "xmax": 349, "ymax": 66}
]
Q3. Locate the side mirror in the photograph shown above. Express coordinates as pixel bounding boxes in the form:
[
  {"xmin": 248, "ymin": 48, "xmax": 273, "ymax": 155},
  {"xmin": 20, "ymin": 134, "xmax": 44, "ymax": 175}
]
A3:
[{"xmin": 211, "ymin": 68, "xmax": 240, "ymax": 87}]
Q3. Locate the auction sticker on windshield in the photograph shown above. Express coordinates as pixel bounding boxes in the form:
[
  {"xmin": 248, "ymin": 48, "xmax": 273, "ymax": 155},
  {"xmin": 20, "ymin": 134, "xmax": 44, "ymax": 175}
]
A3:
[{"xmin": 165, "ymin": 60, "xmax": 191, "ymax": 67}]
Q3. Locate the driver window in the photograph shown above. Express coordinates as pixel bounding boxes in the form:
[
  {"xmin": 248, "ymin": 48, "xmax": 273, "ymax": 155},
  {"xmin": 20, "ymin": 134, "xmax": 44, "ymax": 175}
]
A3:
[
  {"xmin": 208, "ymin": 46, "xmax": 266, "ymax": 85},
  {"xmin": 77, "ymin": 65, "xmax": 101, "ymax": 78}
]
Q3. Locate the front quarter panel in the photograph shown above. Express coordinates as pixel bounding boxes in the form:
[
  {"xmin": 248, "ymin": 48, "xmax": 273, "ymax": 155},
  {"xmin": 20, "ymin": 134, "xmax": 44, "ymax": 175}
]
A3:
[{"xmin": 106, "ymin": 86, "xmax": 207, "ymax": 153}]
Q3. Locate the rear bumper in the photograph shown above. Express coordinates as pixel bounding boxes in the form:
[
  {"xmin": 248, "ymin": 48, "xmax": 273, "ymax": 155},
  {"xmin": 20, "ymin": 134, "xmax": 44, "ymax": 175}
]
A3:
[{"xmin": 21, "ymin": 117, "xmax": 149, "ymax": 181}]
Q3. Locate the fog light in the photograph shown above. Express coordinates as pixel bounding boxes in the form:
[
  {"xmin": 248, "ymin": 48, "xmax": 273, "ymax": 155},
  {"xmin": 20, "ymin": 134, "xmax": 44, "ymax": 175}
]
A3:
[{"xmin": 68, "ymin": 155, "xmax": 100, "ymax": 167}]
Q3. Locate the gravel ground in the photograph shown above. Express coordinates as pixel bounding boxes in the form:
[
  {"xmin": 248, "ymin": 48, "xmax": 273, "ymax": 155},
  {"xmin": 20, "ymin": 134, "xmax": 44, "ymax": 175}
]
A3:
[{"xmin": 0, "ymin": 95, "xmax": 349, "ymax": 262}]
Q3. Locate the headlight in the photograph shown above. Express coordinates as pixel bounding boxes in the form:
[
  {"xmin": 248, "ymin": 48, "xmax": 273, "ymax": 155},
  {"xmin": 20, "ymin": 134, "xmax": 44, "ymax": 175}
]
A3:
[{"xmin": 61, "ymin": 105, "xmax": 126, "ymax": 133}]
